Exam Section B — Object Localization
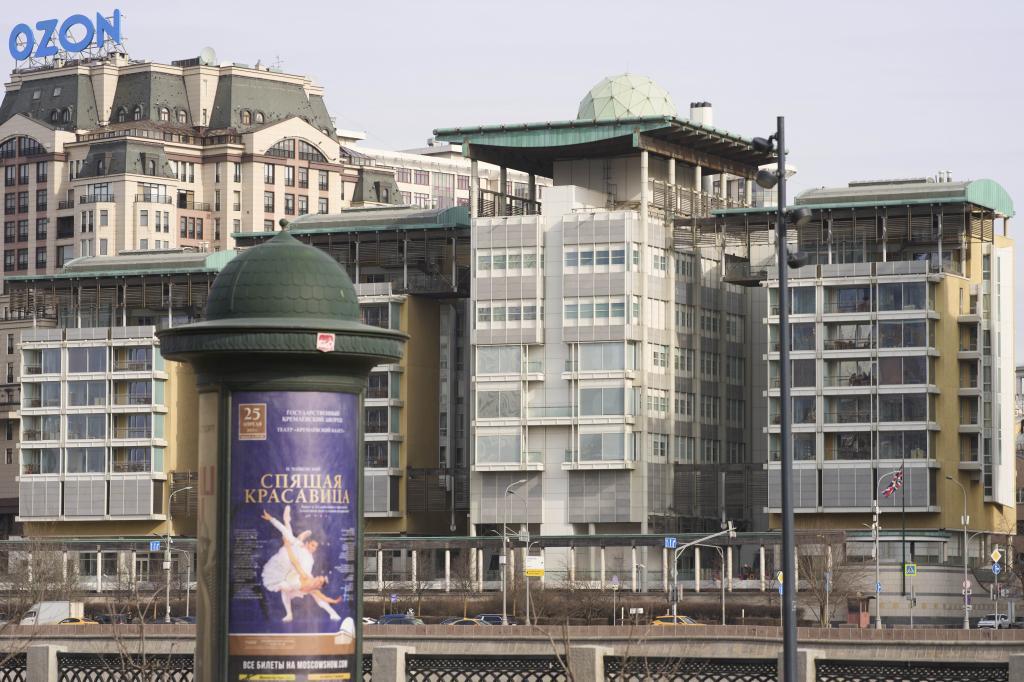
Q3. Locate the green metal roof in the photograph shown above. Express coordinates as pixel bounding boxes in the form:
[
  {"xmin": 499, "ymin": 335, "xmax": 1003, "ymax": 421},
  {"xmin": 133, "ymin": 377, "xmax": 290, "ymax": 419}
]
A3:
[
  {"xmin": 714, "ymin": 178, "xmax": 1015, "ymax": 218},
  {"xmin": 433, "ymin": 115, "xmax": 773, "ymax": 178},
  {"xmin": 232, "ymin": 205, "xmax": 470, "ymax": 240},
  {"xmin": 5, "ymin": 250, "xmax": 237, "ymax": 282}
]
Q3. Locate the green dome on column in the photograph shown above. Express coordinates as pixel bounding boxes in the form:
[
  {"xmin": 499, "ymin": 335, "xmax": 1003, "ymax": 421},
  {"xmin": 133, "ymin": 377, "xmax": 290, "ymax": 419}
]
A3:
[{"xmin": 157, "ymin": 229, "xmax": 405, "ymax": 370}]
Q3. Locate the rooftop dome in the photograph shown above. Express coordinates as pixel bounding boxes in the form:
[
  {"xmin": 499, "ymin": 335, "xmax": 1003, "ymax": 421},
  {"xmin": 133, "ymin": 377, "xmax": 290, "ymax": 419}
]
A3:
[{"xmin": 576, "ymin": 74, "xmax": 678, "ymax": 121}]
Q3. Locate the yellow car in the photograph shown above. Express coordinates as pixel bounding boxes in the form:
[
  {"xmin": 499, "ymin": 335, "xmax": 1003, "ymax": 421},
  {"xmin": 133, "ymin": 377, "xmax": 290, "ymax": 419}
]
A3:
[
  {"xmin": 58, "ymin": 617, "xmax": 98, "ymax": 625},
  {"xmin": 651, "ymin": 615, "xmax": 700, "ymax": 626}
]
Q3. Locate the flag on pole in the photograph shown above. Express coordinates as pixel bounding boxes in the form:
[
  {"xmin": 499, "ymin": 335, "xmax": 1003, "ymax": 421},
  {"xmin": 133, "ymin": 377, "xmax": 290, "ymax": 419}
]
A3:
[{"xmin": 882, "ymin": 465, "xmax": 904, "ymax": 498}]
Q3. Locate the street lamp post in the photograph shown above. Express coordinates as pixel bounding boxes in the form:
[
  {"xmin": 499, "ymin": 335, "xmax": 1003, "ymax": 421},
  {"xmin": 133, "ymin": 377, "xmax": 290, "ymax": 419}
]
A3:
[
  {"xmin": 502, "ymin": 479, "xmax": 526, "ymax": 626},
  {"xmin": 946, "ymin": 475, "xmax": 970, "ymax": 629},
  {"xmin": 167, "ymin": 548, "xmax": 192, "ymax": 619},
  {"xmin": 693, "ymin": 544, "xmax": 726, "ymax": 625},
  {"xmin": 751, "ymin": 117, "xmax": 811, "ymax": 682},
  {"xmin": 164, "ymin": 486, "xmax": 193, "ymax": 624},
  {"xmin": 671, "ymin": 523, "xmax": 735, "ymax": 619}
]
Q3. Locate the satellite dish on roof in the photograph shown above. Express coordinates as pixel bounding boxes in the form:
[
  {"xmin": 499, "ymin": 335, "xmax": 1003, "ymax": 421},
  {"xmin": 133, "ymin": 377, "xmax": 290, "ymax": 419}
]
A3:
[{"xmin": 199, "ymin": 47, "xmax": 217, "ymax": 66}]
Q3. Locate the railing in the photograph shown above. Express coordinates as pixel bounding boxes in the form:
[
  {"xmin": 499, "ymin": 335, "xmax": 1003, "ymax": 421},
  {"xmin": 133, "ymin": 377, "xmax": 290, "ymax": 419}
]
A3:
[
  {"xmin": 823, "ymin": 301, "xmax": 873, "ymax": 314},
  {"xmin": 114, "ymin": 427, "xmax": 152, "ymax": 438},
  {"xmin": 824, "ymin": 410, "xmax": 874, "ymax": 424},
  {"xmin": 648, "ymin": 180, "xmax": 746, "ymax": 217},
  {"xmin": 476, "ymin": 188, "xmax": 540, "ymax": 217},
  {"xmin": 770, "ymin": 413, "xmax": 816, "ymax": 425},
  {"xmin": 79, "ymin": 194, "xmax": 114, "ymax": 204},
  {"xmin": 823, "ymin": 373, "xmax": 875, "ymax": 387},
  {"xmin": 112, "ymin": 393, "xmax": 152, "ymax": 405},
  {"xmin": 112, "ymin": 460, "xmax": 152, "ymax": 473},
  {"xmin": 606, "ymin": 656, "xmax": 777, "ymax": 682},
  {"xmin": 114, "ymin": 360, "xmax": 152, "ymax": 372},
  {"xmin": 232, "ymin": 202, "xmax": 241, "ymax": 211},
  {"xmin": 134, "ymin": 194, "xmax": 173, "ymax": 204},
  {"xmin": 59, "ymin": 653, "xmax": 193, "ymax": 682},
  {"xmin": 265, "ymin": 148, "xmax": 293, "ymax": 159},
  {"xmin": 178, "ymin": 200, "xmax": 211, "ymax": 211},
  {"xmin": 300, "ymin": 151, "xmax": 326, "ymax": 162},
  {"xmin": 824, "ymin": 338, "xmax": 874, "ymax": 351},
  {"xmin": 824, "ymin": 449, "xmax": 873, "ymax": 461},
  {"xmin": 35, "ymin": 202, "xmax": 46, "ymax": 211},
  {"xmin": 526, "ymin": 405, "xmax": 573, "ymax": 418},
  {"xmin": 366, "ymin": 387, "xmax": 389, "ymax": 400},
  {"xmin": 23, "ymin": 430, "xmax": 59, "ymax": 441},
  {"xmin": 57, "ymin": 199, "xmax": 74, "ymax": 209},
  {"xmin": 298, "ymin": 180, "xmax": 309, "ymax": 189},
  {"xmin": 960, "ymin": 341, "xmax": 979, "ymax": 352}
]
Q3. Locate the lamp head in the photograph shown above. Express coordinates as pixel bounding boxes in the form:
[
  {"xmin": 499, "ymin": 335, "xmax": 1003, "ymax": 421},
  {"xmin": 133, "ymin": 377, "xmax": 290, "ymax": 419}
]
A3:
[
  {"xmin": 786, "ymin": 249, "xmax": 809, "ymax": 269},
  {"xmin": 788, "ymin": 207, "xmax": 813, "ymax": 227},
  {"xmin": 755, "ymin": 168, "xmax": 779, "ymax": 189},
  {"xmin": 751, "ymin": 136, "xmax": 775, "ymax": 153}
]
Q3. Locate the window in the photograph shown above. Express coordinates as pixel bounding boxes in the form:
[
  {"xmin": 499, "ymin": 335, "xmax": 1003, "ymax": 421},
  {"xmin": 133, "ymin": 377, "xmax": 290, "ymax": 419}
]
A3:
[
  {"xmin": 284, "ymin": 194, "xmax": 295, "ymax": 215},
  {"xmin": 254, "ymin": 111, "xmax": 265, "ymax": 124},
  {"xmin": 413, "ymin": 170, "xmax": 430, "ymax": 185},
  {"xmin": 116, "ymin": 107, "xmax": 127, "ymax": 123},
  {"xmin": 879, "ymin": 281, "xmax": 927, "ymax": 311},
  {"xmin": 67, "ymin": 414, "xmax": 106, "ymax": 440},
  {"xmin": 298, "ymin": 196, "xmax": 308, "ymax": 215},
  {"xmin": 477, "ymin": 346, "xmax": 521, "ymax": 374},
  {"xmin": 177, "ymin": 109, "xmax": 187, "ymax": 124},
  {"xmin": 99, "ymin": 210, "xmax": 108, "ymax": 227},
  {"xmin": 35, "ymin": 247, "xmax": 46, "ymax": 268},
  {"xmin": 99, "ymin": 239, "xmax": 107, "ymax": 255},
  {"xmin": 284, "ymin": 166, "xmax": 294, "ymax": 187},
  {"xmin": 476, "ymin": 434, "xmax": 521, "ymax": 464},
  {"xmin": 580, "ymin": 432, "xmax": 628, "ymax": 462},
  {"xmin": 66, "ymin": 447, "xmax": 105, "ymax": 473},
  {"xmin": 158, "ymin": 107, "xmax": 169, "ymax": 122},
  {"xmin": 264, "ymin": 164, "xmax": 275, "ymax": 184},
  {"xmin": 651, "ymin": 344, "xmax": 669, "ymax": 368},
  {"xmin": 318, "ymin": 171, "xmax": 329, "ymax": 191},
  {"xmin": 263, "ymin": 191, "xmax": 274, "ymax": 212},
  {"xmin": 36, "ymin": 161, "xmax": 48, "ymax": 183},
  {"xmin": 132, "ymin": 105, "xmax": 142, "ymax": 121},
  {"xmin": 241, "ymin": 110, "xmax": 252, "ymax": 125},
  {"xmin": 318, "ymin": 198, "xmax": 328, "ymax": 214},
  {"xmin": 233, "ymin": 163, "xmax": 242, "ymax": 182},
  {"xmin": 395, "ymin": 168, "xmax": 412, "ymax": 184},
  {"xmin": 476, "ymin": 390, "xmax": 521, "ymax": 418},
  {"xmin": 68, "ymin": 347, "xmax": 107, "ymax": 373},
  {"xmin": 35, "ymin": 218, "xmax": 47, "ymax": 239},
  {"xmin": 879, "ymin": 356, "xmax": 928, "ymax": 385},
  {"xmin": 580, "ymin": 387, "xmax": 625, "ymax": 416}
]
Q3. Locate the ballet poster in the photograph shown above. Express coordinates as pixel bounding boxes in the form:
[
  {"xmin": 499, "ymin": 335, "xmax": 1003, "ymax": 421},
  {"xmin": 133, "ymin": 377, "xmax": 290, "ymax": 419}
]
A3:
[{"xmin": 227, "ymin": 390, "xmax": 358, "ymax": 681}]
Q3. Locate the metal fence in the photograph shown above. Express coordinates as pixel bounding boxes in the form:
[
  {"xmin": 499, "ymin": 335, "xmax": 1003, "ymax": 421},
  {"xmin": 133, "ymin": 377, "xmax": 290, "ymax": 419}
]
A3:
[
  {"xmin": 406, "ymin": 654, "xmax": 566, "ymax": 681},
  {"xmin": 0, "ymin": 654, "xmax": 25, "ymax": 682},
  {"xmin": 604, "ymin": 656, "xmax": 777, "ymax": 682},
  {"xmin": 816, "ymin": 660, "xmax": 1008, "ymax": 682},
  {"xmin": 58, "ymin": 653, "xmax": 193, "ymax": 682},
  {"xmin": 363, "ymin": 653, "xmax": 373, "ymax": 681}
]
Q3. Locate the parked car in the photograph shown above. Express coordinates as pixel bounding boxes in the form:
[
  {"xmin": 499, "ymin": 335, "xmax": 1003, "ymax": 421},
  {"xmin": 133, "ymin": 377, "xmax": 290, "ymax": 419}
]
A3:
[
  {"xmin": 441, "ymin": 618, "xmax": 489, "ymax": 626},
  {"xmin": 173, "ymin": 616, "xmax": 196, "ymax": 624},
  {"xmin": 475, "ymin": 614, "xmax": 517, "ymax": 625},
  {"xmin": 1011, "ymin": 618, "xmax": 1024, "ymax": 629},
  {"xmin": 93, "ymin": 613, "xmax": 131, "ymax": 625},
  {"xmin": 58, "ymin": 617, "xmax": 97, "ymax": 625},
  {"xmin": 651, "ymin": 615, "xmax": 701, "ymax": 626},
  {"xmin": 977, "ymin": 613, "xmax": 1012, "ymax": 629},
  {"xmin": 375, "ymin": 615, "xmax": 422, "ymax": 625},
  {"xmin": 362, "ymin": 617, "xmax": 377, "ymax": 625},
  {"xmin": 378, "ymin": 613, "xmax": 416, "ymax": 625}
]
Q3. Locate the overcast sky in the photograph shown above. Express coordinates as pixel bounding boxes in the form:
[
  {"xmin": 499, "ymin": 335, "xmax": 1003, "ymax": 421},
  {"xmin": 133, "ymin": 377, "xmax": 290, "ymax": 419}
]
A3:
[{"xmin": 21, "ymin": 0, "xmax": 1024, "ymax": 354}]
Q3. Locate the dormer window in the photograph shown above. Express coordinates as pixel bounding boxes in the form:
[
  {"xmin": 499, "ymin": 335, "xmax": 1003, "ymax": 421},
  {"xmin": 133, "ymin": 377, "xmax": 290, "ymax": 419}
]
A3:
[
  {"xmin": 50, "ymin": 110, "xmax": 59, "ymax": 123},
  {"xmin": 97, "ymin": 157, "xmax": 105, "ymax": 175},
  {"xmin": 177, "ymin": 109, "xmax": 187, "ymax": 124},
  {"xmin": 254, "ymin": 111, "xmax": 265, "ymax": 124},
  {"xmin": 240, "ymin": 110, "xmax": 252, "ymax": 126},
  {"xmin": 61, "ymin": 108, "xmax": 71, "ymax": 123},
  {"xmin": 116, "ymin": 107, "xmax": 127, "ymax": 123},
  {"xmin": 148, "ymin": 159, "xmax": 156, "ymax": 175},
  {"xmin": 132, "ymin": 105, "xmax": 142, "ymax": 121},
  {"xmin": 52, "ymin": 87, "xmax": 62, "ymax": 96},
  {"xmin": 31, "ymin": 90, "xmax": 40, "ymax": 100},
  {"xmin": 159, "ymin": 107, "xmax": 170, "ymax": 122}
]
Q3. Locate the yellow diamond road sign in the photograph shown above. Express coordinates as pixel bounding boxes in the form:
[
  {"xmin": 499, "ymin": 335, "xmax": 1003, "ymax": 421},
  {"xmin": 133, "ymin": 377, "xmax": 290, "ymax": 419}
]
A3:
[
  {"xmin": 992, "ymin": 548, "xmax": 1002, "ymax": 564},
  {"xmin": 777, "ymin": 571, "xmax": 784, "ymax": 583}
]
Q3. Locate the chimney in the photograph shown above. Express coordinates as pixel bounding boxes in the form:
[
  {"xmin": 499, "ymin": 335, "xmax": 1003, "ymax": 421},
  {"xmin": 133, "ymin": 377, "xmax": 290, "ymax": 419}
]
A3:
[
  {"xmin": 945, "ymin": 170, "xmax": 953, "ymax": 183},
  {"xmin": 689, "ymin": 101, "xmax": 713, "ymax": 127}
]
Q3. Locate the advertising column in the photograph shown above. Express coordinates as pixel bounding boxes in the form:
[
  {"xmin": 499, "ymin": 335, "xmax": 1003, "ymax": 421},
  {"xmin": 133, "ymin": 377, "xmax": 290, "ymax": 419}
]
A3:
[{"xmin": 228, "ymin": 391, "xmax": 359, "ymax": 681}]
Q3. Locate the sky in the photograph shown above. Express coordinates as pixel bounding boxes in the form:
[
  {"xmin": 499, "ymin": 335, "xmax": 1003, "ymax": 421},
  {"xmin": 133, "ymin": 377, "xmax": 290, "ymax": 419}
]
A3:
[{"xmin": 16, "ymin": 0, "xmax": 1024, "ymax": 352}]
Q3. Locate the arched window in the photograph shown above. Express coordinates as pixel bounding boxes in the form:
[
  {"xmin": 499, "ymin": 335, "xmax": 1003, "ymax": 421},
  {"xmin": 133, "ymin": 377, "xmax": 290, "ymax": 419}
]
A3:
[
  {"xmin": 132, "ymin": 105, "xmax": 142, "ymax": 121},
  {"xmin": 50, "ymin": 110, "xmax": 60, "ymax": 123},
  {"xmin": 254, "ymin": 111, "xmax": 265, "ymax": 124},
  {"xmin": 177, "ymin": 109, "xmax": 187, "ymax": 124},
  {"xmin": 158, "ymin": 107, "xmax": 170, "ymax": 122},
  {"xmin": 116, "ymin": 107, "xmax": 127, "ymax": 123},
  {"xmin": 240, "ymin": 110, "xmax": 251, "ymax": 126},
  {"xmin": 148, "ymin": 159, "xmax": 156, "ymax": 175},
  {"xmin": 61, "ymin": 108, "xmax": 71, "ymax": 123}
]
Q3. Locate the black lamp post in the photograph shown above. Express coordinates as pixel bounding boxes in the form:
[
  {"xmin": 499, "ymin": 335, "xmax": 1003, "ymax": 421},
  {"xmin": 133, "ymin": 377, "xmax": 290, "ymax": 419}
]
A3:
[{"xmin": 752, "ymin": 117, "xmax": 811, "ymax": 682}]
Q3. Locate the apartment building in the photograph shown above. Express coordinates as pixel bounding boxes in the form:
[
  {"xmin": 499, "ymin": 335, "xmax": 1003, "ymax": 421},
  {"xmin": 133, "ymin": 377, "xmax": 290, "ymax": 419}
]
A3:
[
  {"xmin": 0, "ymin": 49, "xmax": 409, "ymax": 278},
  {"xmin": 235, "ymin": 205, "xmax": 472, "ymax": 536},
  {"xmin": 3, "ymin": 250, "xmax": 233, "ymax": 538},
  {"xmin": 435, "ymin": 73, "xmax": 775, "ymax": 575},
  {"xmin": 716, "ymin": 175, "xmax": 1016, "ymax": 567}
]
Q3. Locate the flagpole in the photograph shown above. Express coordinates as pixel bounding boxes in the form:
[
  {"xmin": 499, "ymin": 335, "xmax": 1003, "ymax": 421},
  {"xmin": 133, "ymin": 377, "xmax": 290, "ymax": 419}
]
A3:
[{"xmin": 901, "ymin": 456, "xmax": 906, "ymax": 598}]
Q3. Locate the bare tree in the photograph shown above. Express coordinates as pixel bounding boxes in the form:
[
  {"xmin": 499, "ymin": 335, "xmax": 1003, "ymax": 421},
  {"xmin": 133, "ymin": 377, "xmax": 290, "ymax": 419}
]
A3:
[{"xmin": 796, "ymin": 532, "xmax": 866, "ymax": 626}]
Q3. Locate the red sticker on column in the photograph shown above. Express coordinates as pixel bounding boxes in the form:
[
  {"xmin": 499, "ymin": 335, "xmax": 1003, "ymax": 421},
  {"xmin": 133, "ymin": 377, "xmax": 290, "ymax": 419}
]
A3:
[{"xmin": 316, "ymin": 332, "xmax": 336, "ymax": 353}]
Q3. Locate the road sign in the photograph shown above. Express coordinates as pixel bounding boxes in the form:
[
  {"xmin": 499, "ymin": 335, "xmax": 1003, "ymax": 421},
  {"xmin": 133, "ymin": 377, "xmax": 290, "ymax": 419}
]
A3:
[
  {"xmin": 664, "ymin": 537, "xmax": 678, "ymax": 549},
  {"xmin": 149, "ymin": 540, "xmax": 161, "ymax": 552},
  {"xmin": 628, "ymin": 607, "xmax": 644, "ymax": 615},
  {"xmin": 611, "ymin": 575, "xmax": 620, "ymax": 590},
  {"xmin": 991, "ymin": 548, "xmax": 1002, "ymax": 564},
  {"xmin": 992, "ymin": 562, "xmax": 1002, "ymax": 575},
  {"xmin": 824, "ymin": 571, "xmax": 832, "ymax": 594},
  {"xmin": 777, "ymin": 571, "xmax": 784, "ymax": 584},
  {"xmin": 778, "ymin": 584, "xmax": 783, "ymax": 595},
  {"xmin": 525, "ymin": 555, "xmax": 545, "ymax": 577},
  {"xmin": 904, "ymin": 563, "xmax": 918, "ymax": 577},
  {"xmin": 876, "ymin": 581, "xmax": 883, "ymax": 594},
  {"xmin": 389, "ymin": 594, "xmax": 397, "ymax": 604}
]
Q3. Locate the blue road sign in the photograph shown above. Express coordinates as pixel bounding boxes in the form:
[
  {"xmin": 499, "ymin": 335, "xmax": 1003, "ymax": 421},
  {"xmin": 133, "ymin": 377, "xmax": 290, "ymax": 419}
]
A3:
[
  {"xmin": 876, "ymin": 581, "xmax": 883, "ymax": 594},
  {"xmin": 992, "ymin": 562, "xmax": 1002, "ymax": 575},
  {"xmin": 389, "ymin": 593, "xmax": 398, "ymax": 604},
  {"xmin": 149, "ymin": 540, "xmax": 161, "ymax": 552},
  {"xmin": 778, "ymin": 584, "xmax": 783, "ymax": 595},
  {"xmin": 664, "ymin": 537, "xmax": 678, "ymax": 549}
]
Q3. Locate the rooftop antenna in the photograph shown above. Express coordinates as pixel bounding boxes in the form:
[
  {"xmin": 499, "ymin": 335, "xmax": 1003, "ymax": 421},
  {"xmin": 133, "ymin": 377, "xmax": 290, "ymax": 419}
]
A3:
[{"xmin": 271, "ymin": 54, "xmax": 283, "ymax": 71}]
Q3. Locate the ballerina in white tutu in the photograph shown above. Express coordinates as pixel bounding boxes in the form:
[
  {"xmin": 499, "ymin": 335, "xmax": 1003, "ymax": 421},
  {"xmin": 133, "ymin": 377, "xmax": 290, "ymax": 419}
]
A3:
[{"xmin": 261, "ymin": 506, "xmax": 342, "ymax": 622}]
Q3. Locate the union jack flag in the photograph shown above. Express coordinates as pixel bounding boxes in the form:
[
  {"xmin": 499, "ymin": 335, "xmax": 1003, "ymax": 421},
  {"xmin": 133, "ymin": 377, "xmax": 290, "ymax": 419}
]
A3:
[{"xmin": 882, "ymin": 465, "xmax": 904, "ymax": 498}]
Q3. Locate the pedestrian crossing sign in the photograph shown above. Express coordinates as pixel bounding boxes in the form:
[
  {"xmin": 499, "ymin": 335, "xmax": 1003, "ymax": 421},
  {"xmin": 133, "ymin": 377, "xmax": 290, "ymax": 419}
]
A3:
[{"xmin": 904, "ymin": 563, "xmax": 917, "ymax": 577}]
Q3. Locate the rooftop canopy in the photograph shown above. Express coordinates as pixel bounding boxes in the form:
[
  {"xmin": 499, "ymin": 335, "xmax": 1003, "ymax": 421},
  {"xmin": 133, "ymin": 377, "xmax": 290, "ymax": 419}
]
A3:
[{"xmin": 434, "ymin": 74, "xmax": 773, "ymax": 179}]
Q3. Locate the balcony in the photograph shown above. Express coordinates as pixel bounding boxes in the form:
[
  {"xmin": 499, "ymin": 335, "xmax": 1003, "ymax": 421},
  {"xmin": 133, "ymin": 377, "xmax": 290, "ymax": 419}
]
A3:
[
  {"xmin": 79, "ymin": 194, "xmax": 114, "ymax": 204},
  {"xmin": 823, "ymin": 301, "xmax": 873, "ymax": 314},
  {"xmin": 177, "ymin": 200, "xmax": 211, "ymax": 211},
  {"xmin": 298, "ymin": 180, "xmax": 309, "ymax": 189},
  {"xmin": 112, "ymin": 393, "xmax": 152, "ymax": 406},
  {"xmin": 824, "ymin": 410, "xmax": 874, "ymax": 424},
  {"xmin": 476, "ymin": 189, "xmax": 540, "ymax": 217},
  {"xmin": 134, "ymin": 194, "xmax": 173, "ymax": 204},
  {"xmin": 526, "ymin": 405, "xmax": 572, "ymax": 418},
  {"xmin": 824, "ymin": 338, "xmax": 875, "ymax": 351},
  {"xmin": 57, "ymin": 199, "xmax": 74, "ymax": 210},
  {"xmin": 366, "ymin": 387, "xmax": 389, "ymax": 400},
  {"xmin": 111, "ymin": 459, "xmax": 151, "ymax": 473},
  {"xmin": 114, "ymin": 360, "xmax": 152, "ymax": 372},
  {"xmin": 823, "ymin": 373, "xmax": 875, "ymax": 388},
  {"xmin": 23, "ymin": 429, "xmax": 59, "ymax": 441},
  {"xmin": 114, "ymin": 427, "xmax": 152, "ymax": 439}
]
